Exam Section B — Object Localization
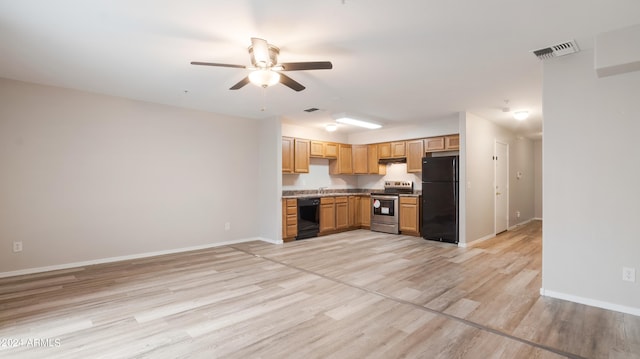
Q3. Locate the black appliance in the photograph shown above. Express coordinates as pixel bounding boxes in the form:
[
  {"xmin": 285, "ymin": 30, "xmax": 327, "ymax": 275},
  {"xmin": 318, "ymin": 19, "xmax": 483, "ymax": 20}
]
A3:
[
  {"xmin": 297, "ymin": 197, "xmax": 320, "ymax": 239},
  {"xmin": 422, "ymin": 156, "xmax": 459, "ymax": 244}
]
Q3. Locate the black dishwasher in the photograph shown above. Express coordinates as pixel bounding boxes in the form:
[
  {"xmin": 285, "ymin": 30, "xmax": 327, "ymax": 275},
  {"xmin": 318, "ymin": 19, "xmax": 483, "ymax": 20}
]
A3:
[{"xmin": 297, "ymin": 198, "xmax": 320, "ymax": 239}]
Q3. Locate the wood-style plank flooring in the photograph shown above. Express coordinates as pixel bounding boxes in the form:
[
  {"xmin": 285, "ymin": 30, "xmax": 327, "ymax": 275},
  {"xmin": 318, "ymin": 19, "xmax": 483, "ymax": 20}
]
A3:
[{"xmin": 1, "ymin": 221, "xmax": 639, "ymax": 358}]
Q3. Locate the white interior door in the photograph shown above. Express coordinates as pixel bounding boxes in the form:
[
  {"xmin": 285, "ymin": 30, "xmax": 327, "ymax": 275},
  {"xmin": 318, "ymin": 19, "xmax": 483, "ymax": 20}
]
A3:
[{"xmin": 495, "ymin": 141, "xmax": 509, "ymax": 233}]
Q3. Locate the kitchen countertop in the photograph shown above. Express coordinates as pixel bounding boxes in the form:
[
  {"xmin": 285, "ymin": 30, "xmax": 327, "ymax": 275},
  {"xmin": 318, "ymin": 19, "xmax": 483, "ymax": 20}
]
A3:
[{"xmin": 282, "ymin": 191, "xmax": 421, "ymax": 199}]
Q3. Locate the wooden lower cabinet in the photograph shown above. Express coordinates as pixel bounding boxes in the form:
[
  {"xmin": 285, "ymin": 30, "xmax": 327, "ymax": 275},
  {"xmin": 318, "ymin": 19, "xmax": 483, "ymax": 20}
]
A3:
[
  {"xmin": 335, "ymin": 197, "xmax": 349, "ymax": 230},
  {"xmin": 399, "ymin": 196, "xmax": 420, "ymax": 236},
  {"xmin": 360, "ymin": 196, "xmax": 371, "ymax": 228},
  {"xmin": 348, "ymin": 196, "xmax": 358, "ymax": 228},
  {"xmin": 282, "ymin": 198, "xmax": 298, "ymax": 242},
  {"xmin": 319, "ymin": 197, "xmax": 336, "ymax": 234}
]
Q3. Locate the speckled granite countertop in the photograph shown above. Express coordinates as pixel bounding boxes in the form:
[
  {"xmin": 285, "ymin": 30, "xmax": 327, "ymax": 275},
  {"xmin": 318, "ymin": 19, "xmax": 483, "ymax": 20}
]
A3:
[{"xmin": 282, "ymin": 189, "xmax": 421, "ymax": 199}]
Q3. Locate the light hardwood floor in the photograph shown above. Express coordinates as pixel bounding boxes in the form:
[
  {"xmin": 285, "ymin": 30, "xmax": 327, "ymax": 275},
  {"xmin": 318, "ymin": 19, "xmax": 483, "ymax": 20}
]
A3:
[{"xmin": 1, "ymin": 221, "xmax": 638, "ymax": 358}]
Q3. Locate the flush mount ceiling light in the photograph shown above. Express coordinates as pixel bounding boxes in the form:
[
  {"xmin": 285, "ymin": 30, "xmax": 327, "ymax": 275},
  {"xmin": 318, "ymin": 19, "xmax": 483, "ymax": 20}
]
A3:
[
  {"xmin": 325, "ymin": 123, "xmax": 338, "ymax": 132},
  {"xmin": 248, "ymin": 69, "xmax": 280, "ymax": 88},
  {"xmin": 334, "ymin": 115, "xmax": 382, "ymax": 129},
  {"xmin": 513, "ymin": 111, "xmax": 529, "ymax": 121}
]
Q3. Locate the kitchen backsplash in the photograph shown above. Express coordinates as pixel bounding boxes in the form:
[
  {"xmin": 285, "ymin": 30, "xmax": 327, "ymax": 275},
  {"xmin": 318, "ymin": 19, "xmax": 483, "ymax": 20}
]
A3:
[{"xmin": 282, "ymin": 159, "xmax": 423, "ymax": 192}]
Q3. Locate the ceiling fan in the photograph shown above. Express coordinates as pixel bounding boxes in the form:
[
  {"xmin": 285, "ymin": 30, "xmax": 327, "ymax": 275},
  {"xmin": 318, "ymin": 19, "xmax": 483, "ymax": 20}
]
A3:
[{"xmin": 191, "ymin": 37, "xmax": 333, "ymax": 92}]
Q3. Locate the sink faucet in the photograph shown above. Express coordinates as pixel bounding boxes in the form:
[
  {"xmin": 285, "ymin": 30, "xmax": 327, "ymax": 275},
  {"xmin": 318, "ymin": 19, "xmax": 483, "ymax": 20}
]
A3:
[{"xmin": 318, "ymin": 187, "xmax": 329, "ymax": 194}]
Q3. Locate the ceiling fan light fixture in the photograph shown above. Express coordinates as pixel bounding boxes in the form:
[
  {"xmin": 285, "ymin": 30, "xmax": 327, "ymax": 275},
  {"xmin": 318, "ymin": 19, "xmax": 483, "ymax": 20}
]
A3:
[
  {"xmin": 325, "ymin": 123, "xmax": 338, "ymax": 132},
  {"xmin": 513, "ymin": 110, "xmax": 529, "ymax": 121},
  {"xmin": 249, "ymin": 69, "xmax": 280, "ymax": 88},
  {"xmin": 335, "ymin": 116, "xmax": 382, "ymax": 129}
]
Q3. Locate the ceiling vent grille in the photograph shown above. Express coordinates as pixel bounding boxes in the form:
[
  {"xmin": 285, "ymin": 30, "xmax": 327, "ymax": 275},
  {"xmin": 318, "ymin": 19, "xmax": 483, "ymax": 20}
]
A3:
[{"xmin": 533, "ymin": 40, "xmax": 579, "ymax": 60}]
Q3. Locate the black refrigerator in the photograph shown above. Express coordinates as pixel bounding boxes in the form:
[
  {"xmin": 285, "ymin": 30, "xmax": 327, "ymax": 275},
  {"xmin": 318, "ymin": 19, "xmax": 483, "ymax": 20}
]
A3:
[{"xmin": 421, "ymin": 156, "xmax": 459, "ymax": 244}]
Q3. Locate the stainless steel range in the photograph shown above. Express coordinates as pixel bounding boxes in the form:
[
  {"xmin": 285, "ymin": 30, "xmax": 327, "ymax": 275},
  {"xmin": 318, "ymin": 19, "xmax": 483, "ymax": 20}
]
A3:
[{"xmin": 371, "ymin": 181, "xmax": 413, "ymax": 234}]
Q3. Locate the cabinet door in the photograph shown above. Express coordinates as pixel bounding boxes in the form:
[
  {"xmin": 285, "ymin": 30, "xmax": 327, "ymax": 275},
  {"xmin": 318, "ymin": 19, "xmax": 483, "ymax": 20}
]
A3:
[
  {"xmin": 425, "ymin": 137, "xmax": 445, "ymax": 152},
  {"xmin": 310, "ymin": 141, "xmax": 325, "ymax": 157},
  {"xmin": 349, "ymin": 196, "xmax": 359, "ymax": 228},
  {"xmin": 406, "ymin": 139, "xmax": 424, "ymax": 173},
  {"xmin": 335, "ymin": 197, "xmax": 349, "ymax": 230},
  {"xmin": 391, "ymin": 141, "xmax": 406, "ymax": 157},
  {"xmin": 378, "ymin": 142, "xmax": 392, "ymax": 158},
  {"xmin": 339, "ymin": 144, "xmax": 353, "ymax": 174},
  {"xmin": 282, "ymin": 137, "xmax": 294, "ymax": 173},
  {"xmin": 294, "ymin": 138, "xmax": 310, "ymax": 173},
  {"xmin": 360, "ymin": 196, "xmax": 371, "ymax": 227},
  {"xmin": 399, "ymin": 197, "xmax": 419, "ymax": 236},
  {"xmin": 445, "ymin": 135, "xmax": 460, "ymax": 150},
  {"xmin": 319, "ymin": 197, "xmax": 336, "ymax": 233},
  {"xmin": 368, "ymin": 144, "xmax": 386, "ymax": 175},
  {"xmin": 352, "ymin": 145, "xmax": 368, "ymax": 174},
  {"xmin": 324, "ymin": 143, "xmax": 338, "ymax": 158}
]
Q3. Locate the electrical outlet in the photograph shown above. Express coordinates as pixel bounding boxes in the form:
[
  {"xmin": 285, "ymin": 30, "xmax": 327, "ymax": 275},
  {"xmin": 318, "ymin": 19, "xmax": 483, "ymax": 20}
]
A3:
[
  {"xmin": 13, "ymin": 241, "xmax": 23, "ymax": 253},
  {"xmin": 622, "ymin": 267, "xmax": 636, "ymax": 282},
  {"xmin": 224, "ymin": 222, "xmax": 231, "ymax": 231},
  {"xmin": 516, "ymin": 211, "xmax": 521, "ymax": 218}
]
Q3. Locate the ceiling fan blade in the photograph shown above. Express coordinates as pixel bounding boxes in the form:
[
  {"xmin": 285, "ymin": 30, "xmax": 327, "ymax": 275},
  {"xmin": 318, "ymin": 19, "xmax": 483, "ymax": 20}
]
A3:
[
  {"xmin": 279, "ymin": 73, "xmax": 305, "ymax": 92},
  {"xmin": 229, "ymin": 77, "xmax": 250, "ymax": 90},
  {"xmin": 250, "ymin": 37, "xmax": 270, "ymax": 67},
  {"xmin": 280, "ymin": 61, "xmax": 333, "ymax": 71},
  {"xmin": 191, "ymin": 61, "xmax": 246, "ymax": 69}
]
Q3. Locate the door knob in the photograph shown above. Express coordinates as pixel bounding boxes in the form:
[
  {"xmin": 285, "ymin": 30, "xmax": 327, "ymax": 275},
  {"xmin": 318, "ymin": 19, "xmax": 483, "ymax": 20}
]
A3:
[{"xmin": 496, "ymin": 192, "xmax": 501, "ymax": 195}]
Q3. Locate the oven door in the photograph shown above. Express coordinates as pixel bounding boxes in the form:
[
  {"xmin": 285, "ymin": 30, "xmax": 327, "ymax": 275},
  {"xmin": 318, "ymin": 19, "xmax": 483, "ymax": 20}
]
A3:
[{"xmin": 371, "ymin": 195, "xmax": 398, "ymax": 225}]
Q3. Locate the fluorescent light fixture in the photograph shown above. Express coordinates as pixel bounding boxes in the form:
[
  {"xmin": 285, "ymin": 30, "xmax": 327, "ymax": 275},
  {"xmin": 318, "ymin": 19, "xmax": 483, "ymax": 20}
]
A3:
[
  {"xmin": 325, "ymin": 123, "xmax": 338, "ymax": 132},
  {"xmin": 249, "ymin": 69, "xmax": 280, "ymax": 88},
  {"xmin": 335, "ymin": 117, "xmax": 382, "ymax": 129},
  {"xmin": 513, "ymin": 110, "xmax": 529, "ymax": 121}
]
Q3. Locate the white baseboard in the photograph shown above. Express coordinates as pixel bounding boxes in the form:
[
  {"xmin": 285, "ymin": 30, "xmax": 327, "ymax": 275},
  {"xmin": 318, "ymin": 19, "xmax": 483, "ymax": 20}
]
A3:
[
  {"xmin": 0, "ymin": 236, "xmax": 276, "ymax": 279},
  {"xmin": 458, "ymin": 233, "xmax": 495, "ymax": 248},
  {"xmin": 533, "ymin": 217, "xmax": 543, "ymax": 221},
  {"xmin": 540, "ymin": 288, "xmax": 640, "ymax": 317},
  {"xmin": 508, "ymin": 218, "xmax": 533, "ymax": 231}
]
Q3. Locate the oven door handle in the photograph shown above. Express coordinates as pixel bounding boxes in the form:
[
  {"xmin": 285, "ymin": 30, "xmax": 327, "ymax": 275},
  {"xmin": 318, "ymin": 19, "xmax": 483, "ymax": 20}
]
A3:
[{"xmin": 371, "ymin": 195, "xmax": 399, "ymax": 200}]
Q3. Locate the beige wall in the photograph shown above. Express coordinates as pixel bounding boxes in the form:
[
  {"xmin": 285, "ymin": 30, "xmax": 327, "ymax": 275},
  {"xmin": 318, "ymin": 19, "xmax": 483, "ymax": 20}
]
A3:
[
  {"xmin": 461, "ymin": 112, "xmax": 535, "ymax": 245},
  {"xmin": 543, "ymin": 49, "xmax": 640, "ymax": 313},
  {"xmin": 0, "ymin": 78, "xmax": 262, "ymax": 274},
  {"xmin": 534, "ymin": 140, "xmax": 543, "ymax": 219}
]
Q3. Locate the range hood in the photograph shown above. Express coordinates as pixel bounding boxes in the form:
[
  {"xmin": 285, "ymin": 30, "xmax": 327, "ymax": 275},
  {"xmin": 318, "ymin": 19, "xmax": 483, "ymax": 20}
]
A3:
[{"xmin": 378, "ymin": 157, "xmax": 406, "ymax": 164}]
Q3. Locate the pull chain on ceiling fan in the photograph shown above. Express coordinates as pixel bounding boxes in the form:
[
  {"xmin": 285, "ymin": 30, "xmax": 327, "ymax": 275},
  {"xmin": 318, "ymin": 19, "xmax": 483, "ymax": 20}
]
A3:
[{"xmin": 191, "ymin": 38, "xmax": 333, "ymax": 91}]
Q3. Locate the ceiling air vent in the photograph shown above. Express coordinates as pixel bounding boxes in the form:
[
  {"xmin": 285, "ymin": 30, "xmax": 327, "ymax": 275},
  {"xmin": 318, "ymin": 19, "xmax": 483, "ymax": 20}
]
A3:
[{"xmin": 533, "ymin": 40, "xmax": 579, "ymax": 60}]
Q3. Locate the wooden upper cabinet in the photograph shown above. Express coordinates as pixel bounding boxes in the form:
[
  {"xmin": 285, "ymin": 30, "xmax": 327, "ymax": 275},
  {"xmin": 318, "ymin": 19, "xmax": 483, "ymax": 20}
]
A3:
[
  {"xmin": 310, "ymin": 141, "xmax": 325, "ymax": 157},
  {"xmin": 294, "ymin": 138, "xmax": 310, "ymax": 173},
  {"xmin": 310, "ymin": 141, "xmax": 338, "ymax": 158},
  {"xmin": 329, "ymin": 144, "xmax": 353, "ymax": 175},
  {"xmin": 377, "ymin": 142, "xmax": 392, "ymax": 159},
  {"xmin": 425, "ymin": 137, "xmax": 445, "ymax": 152},
  {"xmin": 391, "ymin": 141, "xmax": 406, "ymax": 157},
  {"xmin": 378, "ymin": 141, "xmax": 405, "ymax": 158},
  {"xmin": 367, "ymin": 144, "xmax": 386, "ymax": 175},
  {"xmin": 445, "ymin": 134, "xmax": 460, "ymax": 150},
  {"xmin": 282, "ymin": 137, "xmax": 294, "ymax": 173},
  {"xmin": 324, "ymin": 143, "xmax": 338, "ymax": 159},
  {"xmin": 352, "ymin": 145, "xmax": 368, "ymax": 174},
  {"xmin": 406, "ymin": 139, "xmax": 424, "ymax": 173}
]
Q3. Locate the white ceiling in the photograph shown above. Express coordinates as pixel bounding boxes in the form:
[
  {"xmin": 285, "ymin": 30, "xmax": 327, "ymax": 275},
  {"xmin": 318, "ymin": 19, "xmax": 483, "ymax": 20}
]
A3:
[{"xmin": 1, "ymin": 1, "xmax": 639, "ymax": 139}]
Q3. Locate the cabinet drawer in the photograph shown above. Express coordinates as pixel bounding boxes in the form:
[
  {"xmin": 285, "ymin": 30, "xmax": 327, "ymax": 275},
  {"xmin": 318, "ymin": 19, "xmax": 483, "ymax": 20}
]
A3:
[
  {"xmin": 286, "ymin": 199, "xmax": 297, "ymax": 207},
  {"xmin": 321, "ymin": 197, "xmax": 335, "ymax": 204},
  {"xmin": 286, "ymin": 207, "xmax": 297, "ymax": 215},
  {"xmin": 400, "ymin": 196, "xmax": 418, "ymax": 205},
  {"xmin": 335, "ymin": 196, "xmax": 348, "ymax": 203}
]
